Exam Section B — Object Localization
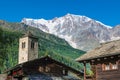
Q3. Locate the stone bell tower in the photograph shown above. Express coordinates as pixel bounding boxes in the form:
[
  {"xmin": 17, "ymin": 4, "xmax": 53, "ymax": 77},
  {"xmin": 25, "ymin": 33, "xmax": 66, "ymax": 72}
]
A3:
[{"xmin": 18, "ymin": 31, "xmax": 38, "ymax": 64}]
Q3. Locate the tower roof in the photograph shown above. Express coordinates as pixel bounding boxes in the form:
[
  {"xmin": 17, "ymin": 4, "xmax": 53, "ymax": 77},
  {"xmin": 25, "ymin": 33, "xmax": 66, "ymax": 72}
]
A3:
[{"xmin": 22, "ymin": 31, "xmax": 38, "ymax": 39}]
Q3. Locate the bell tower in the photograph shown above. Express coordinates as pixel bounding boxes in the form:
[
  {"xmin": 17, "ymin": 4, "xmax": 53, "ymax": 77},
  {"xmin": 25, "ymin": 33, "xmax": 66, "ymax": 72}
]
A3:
[{"xmin": 18, "ymin": 31, "xmax": 38, "ymax": 64}]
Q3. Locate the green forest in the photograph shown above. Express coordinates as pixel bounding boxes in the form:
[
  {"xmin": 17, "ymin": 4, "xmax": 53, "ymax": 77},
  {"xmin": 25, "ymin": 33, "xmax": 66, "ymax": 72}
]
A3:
[{"xmin": 0, "ymin": 28, "xmax": 21, "ymax": 72}]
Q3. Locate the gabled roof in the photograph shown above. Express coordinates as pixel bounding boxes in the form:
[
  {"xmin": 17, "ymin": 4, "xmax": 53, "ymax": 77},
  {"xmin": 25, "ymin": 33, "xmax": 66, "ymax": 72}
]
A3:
[
  {"xmin": 5, "ymin": 55, "xmax": 83, "ymax": 75},
  {"xmin": 22, "ymin": 31, "xmax": 38, "ymax": 39},
  {"xmin": 76, "ymin": 40, "xmax": 120, "ymax": 62}
]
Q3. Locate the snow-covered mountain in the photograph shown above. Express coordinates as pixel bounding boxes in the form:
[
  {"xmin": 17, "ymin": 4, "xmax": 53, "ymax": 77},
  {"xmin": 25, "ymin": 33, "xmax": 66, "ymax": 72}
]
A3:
[{"xmin": 21, "ymin": 13, "xmax": 120, "ymax": 51}]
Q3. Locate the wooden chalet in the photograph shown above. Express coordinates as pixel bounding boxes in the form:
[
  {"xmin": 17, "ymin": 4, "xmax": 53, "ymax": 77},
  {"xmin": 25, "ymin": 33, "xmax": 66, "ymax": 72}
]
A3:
[
  {"xmin": 76, "ymin": 40, "xmax": 120, "ymax": 80},
  {"xmin": 5, "ymin": 55, "xmax": 83, "ymax": 80}
]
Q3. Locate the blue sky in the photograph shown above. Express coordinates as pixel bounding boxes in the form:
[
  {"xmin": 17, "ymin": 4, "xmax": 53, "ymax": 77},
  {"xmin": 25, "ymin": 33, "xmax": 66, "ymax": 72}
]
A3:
[{"xmin": 0, "ymin": 0, "xmax": 120, "ymax": 26}]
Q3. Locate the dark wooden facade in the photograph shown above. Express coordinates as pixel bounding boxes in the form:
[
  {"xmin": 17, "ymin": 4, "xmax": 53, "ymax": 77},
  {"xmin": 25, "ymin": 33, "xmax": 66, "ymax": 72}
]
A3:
[
  {"xmin": 6, "ymin": 56, "xmax": 82, "ymax": 80},
  {"xmin": 82, "ymin": 54, "xmax": 120, "ymax": 80}
]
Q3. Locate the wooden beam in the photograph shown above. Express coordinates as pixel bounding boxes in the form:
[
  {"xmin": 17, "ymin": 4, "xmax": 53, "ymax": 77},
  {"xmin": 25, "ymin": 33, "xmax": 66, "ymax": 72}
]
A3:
[
  {"xmin": 110, "ymin": 56, "xmax": 114, "ymax": 59},
  {"xmin": 84, "ymin": 61, "xmax": 86, "ymax": 63},
  {"xmin": 104, "ymin": 57, "xmax": 107, "ymax": 60},
  {"xmin": 91, "ymin": 60, "xmax": 95, "ymax": 62},
  {"xmin": 118, "ymin": 55, "xmax": 120, "ymax": 57},
  {"xmin": 97, "ymin": 58, "xmax": 100, "ymax": 61},
  {"xmin": 83, "ymin": 63, "xmax": 86, "ymax": 80}
]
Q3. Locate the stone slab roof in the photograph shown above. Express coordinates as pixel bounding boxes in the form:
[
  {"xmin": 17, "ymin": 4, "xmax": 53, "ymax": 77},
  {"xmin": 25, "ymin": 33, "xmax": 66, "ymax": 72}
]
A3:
[
  {"xmin": 22, "ymin": 31, "xmax": 38, "ymax": 39},
  {"xmin": 76, "ymin": 40, "xmax": 120, "ymax": 62}
]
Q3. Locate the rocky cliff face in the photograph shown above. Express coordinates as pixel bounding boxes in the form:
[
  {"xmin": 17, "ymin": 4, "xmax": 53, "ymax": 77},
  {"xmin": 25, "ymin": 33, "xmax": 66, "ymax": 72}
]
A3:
[{"xmin": 21, "ymin": 14, "xmax": 120, "ymax": 51}]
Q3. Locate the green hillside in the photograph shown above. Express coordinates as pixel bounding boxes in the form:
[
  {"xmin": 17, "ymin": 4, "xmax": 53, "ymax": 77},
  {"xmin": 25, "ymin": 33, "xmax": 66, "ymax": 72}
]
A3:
[{"xmin": 0, "ymin": 20, "xmax": 85, "ymax": 73}]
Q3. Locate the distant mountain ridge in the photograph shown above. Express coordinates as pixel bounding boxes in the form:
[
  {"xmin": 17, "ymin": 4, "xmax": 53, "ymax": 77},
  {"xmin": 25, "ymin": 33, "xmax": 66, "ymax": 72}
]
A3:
[{"xmin": 21, "ymin": 14, "xmax": 120, "ymax": 51}]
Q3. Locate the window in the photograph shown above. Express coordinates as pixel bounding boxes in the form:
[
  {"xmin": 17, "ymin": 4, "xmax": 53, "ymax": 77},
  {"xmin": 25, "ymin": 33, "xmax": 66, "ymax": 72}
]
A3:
[
  {"xmin": 63, "ymin": 69, "xmax": 68, "ymax": 75},
  {"xmin": 31, "ymin": 41, "xmax": 35, "ymax": 49},
  {"xmin": 45, "ymin": 66, "xmax": 50, "ymax": 72},
  {"xmin": 22, "ymin": 42, "xmax": 25, "ymax": 49},
  {"xmin": 22, "ymin": 57, "xmax": 24, "ymax": 60},
  {"xmin": 105, "ymin": 64, "xmax": 110, "ymax": 70},
  {"xmin": 112, "ymin": 63, "xmax": 118, "ymax": 70},
  {"xmin": 102, "ymin": 62, "xmax": 118, "ymax": 71}
]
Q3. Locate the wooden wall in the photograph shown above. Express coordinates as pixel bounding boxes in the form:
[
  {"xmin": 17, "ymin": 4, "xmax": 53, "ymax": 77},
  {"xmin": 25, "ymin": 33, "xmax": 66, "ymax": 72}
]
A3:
[
  {"xmin": 38, "ymin": 63, "xmax": 67, "ymax": 76},
  {"xmin": 96, "ymin": 60, "xmax": 120, "ymax": 80}
]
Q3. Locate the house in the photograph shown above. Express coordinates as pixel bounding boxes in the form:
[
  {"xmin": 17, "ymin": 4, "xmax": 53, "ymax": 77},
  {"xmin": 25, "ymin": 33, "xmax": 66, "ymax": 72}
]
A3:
[
  {"xmin": 5, "ymin": 31, "xmax": 83, "ymax": 80},
  {"xmin": 76, "ymin": 40, "xmax": 120, "ymax": 80},
  {"xmin": 6, "ymin": 55, "xmax": 83, "ymax": 80}
]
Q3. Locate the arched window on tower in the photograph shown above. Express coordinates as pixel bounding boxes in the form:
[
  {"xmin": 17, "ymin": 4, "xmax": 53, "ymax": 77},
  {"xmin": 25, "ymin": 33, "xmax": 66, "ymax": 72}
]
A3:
[
  {"xmin": 31, "ymin": 41, "xmax": 35, "ymax": 49},
  {"xmin": 22, "ymin": 42, "xmax": 25, "ymax": 49}
]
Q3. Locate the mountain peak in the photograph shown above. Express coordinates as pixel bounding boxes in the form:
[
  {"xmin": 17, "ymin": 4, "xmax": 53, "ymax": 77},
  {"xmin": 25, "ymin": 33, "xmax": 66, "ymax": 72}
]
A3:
[
  {"xmin": 64, "ymin": 14, "xmax": 112, "ymax": 29},
  {"xmin": 65, "ymin": 13, "xmax": 82, "ymax": 17},
  {"xmin": 21, "ymin": 14, "xmax": 115, "ymax": 51}
]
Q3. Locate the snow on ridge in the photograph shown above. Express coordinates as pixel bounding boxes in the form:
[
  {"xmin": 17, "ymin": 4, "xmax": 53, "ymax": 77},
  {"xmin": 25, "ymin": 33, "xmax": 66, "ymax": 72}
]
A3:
[
  {"xmin": 111, "ymin": 36, "xmax": 120, "ymax": 41},
  {"xmin": 21, "ymin": 18, "xmax": 33, "ymax": 24},
  {"xmin": 65, "ymin": 13, "xmax": 92, "ymax": 22},
  {"xmin": 65, "ymin": 14, "xmax": 112, "ymax": 29},
  {"xmin": 22, "ymin": 18, "xmax": 33, "ymax": 21},
  {"xmin": 96, "ymin": 21, "xmax": 112, "ymax": 29},
  {"xmin": 22, "ymin": 14, "xmax": 112, "ymax": 29},
  {"xmin": 59, "ymin": 35, "xmax": 77, "ymax": 48}
]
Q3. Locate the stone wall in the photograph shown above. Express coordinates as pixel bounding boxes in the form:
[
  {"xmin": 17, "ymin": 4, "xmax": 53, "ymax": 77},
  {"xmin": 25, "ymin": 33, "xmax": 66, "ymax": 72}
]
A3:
[
  {"xmin": 19, "ymin": 37, "xmax": 38, "ymax": 64},
  {"xmin": 28, "ymin": 38, "xmax": 38, "ymax": 61},
  {"xmin": 19, "ymin": 37, "xmax": 29, "ymax": 64}
]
